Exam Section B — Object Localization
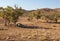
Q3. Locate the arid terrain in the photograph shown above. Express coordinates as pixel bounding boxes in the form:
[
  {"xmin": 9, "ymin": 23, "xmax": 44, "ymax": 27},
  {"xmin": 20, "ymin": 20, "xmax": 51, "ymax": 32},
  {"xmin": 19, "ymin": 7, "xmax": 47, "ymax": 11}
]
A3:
[
  {"xmin": 0, "ymin": 0, "xmax": 60, "ymax": 41},
  {"xmin": 0, "ymin": 17, "xmax": 60, "ymax": 41}
]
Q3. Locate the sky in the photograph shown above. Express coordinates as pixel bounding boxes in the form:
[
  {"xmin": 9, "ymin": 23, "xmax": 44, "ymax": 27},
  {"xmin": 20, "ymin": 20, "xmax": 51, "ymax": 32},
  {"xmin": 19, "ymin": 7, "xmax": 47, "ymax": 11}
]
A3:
[{"xmin": 0, "ymin": 0, "xmax": 60, "ymax": 10}]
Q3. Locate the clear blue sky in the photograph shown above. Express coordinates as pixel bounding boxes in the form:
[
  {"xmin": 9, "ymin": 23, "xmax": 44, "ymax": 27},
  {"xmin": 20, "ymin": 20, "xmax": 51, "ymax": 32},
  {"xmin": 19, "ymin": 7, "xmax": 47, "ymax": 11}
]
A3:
[{"xmin": 0, "ymin": 0, "xmax": 60, "ymax": 10}]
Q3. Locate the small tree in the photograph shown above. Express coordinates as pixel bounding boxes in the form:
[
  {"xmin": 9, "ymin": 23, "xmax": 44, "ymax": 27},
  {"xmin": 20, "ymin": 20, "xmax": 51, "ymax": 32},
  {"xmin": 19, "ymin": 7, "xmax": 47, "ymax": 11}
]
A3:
[
  {"xmin": 35, "ymin": 11, "xmax": 41, "ymax": 20},
  {"xmin": 3, "ymin": 6, "xmax": 14, "ymax": 26},
  {"xmin": 45, "ymin": 12, "xmax": 60, "ymax": 23},
  {"xmin": 10, "ymin": 5, "xmax": 23, "ymax": 26},
  {"xmin": 28, "ymin": 12, "xmax": 35, "ymax": 21},
  {"xmin": 0, "ymin": 7, "xmax": 10, "ymax": 26}
]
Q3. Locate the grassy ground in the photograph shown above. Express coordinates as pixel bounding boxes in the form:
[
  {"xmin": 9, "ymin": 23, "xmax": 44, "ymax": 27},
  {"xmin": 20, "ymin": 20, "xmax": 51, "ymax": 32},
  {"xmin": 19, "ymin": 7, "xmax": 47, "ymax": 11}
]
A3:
[{"xmin": 0, "ymin": 22, "xmax": 60, "ymax": 41}]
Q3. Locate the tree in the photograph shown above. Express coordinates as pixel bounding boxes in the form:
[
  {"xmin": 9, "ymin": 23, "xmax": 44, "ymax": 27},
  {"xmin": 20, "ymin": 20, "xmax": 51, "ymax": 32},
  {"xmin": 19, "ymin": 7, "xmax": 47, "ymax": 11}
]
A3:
[
  {"xmin": 10, "ymin": 5, "xmax": 23, "ymax": 26},
  {"xmin": 0, "ymin": 6, "xmax": 23, "ymax": 26},
  {"xmin": 28, "ymin": 12, "xmax": 34, "ymax": 21},
  {"xmin": 3, "ymin": 6, "xmax": 14, "ymax": 26},
  {"xmin": 51, "ymin": 12, "xmax": 60, "ymax": 23},
  {"xmin": 45, "ymin": 11, "xmax": 60, "ymax": 23},
  {"xmin": 0, "ymin": 7, "xmax": 9, "ymax": 26}
]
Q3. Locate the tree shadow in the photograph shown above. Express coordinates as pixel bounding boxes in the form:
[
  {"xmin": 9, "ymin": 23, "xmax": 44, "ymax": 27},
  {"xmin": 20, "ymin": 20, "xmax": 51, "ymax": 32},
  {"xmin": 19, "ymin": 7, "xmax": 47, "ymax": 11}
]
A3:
[{"xmin": 16, "ymin": 23, "xmax": 53, "ymax": 29}]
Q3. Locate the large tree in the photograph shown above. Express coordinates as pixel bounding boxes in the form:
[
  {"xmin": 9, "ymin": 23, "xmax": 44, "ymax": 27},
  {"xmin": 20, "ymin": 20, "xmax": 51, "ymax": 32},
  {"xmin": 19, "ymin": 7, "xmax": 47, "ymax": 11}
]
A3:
[{"xmin": 0, "ymin": 6, "xmax": 23, "ymax": 26}]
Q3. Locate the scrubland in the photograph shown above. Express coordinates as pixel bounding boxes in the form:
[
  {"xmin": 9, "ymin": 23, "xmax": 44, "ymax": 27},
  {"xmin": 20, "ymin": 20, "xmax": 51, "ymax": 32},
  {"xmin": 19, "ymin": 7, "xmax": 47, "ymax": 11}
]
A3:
[{"xmin": 0, "ymin": 18, "xmax": 60, "ymax": 41}]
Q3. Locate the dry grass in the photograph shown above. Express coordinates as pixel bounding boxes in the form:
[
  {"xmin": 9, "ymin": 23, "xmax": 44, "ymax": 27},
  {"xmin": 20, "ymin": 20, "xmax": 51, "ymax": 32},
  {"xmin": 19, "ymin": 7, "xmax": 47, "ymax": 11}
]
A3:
[
  {"xmin": 0, "ymin": 17, "xmax": 60, "ymax": 41},
  {"xmin": 0, "ymin": 21, "xmax": 60, "ymax": 41}
]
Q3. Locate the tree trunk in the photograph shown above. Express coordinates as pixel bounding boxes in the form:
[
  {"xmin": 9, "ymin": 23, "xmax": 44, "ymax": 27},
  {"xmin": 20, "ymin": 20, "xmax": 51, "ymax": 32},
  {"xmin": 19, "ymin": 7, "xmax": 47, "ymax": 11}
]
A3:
[
  {"xmin": 55, "ymin": 19, "xmax": 57, "ymax": 23},
  {"xmin": 4, "ymin": 19, "xmax": 7, "ymax": 26},
  {"xmin": 4, "ymin": 19, "xmax": 10, "ymax": 26}
]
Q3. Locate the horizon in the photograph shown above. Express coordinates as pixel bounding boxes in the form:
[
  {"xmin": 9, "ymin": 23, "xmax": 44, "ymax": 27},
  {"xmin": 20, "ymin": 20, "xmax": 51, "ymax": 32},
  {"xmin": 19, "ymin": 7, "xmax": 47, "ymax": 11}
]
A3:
[{"xmin": 0, "ymin": 0, "xmax": 60, "ymax": 10}]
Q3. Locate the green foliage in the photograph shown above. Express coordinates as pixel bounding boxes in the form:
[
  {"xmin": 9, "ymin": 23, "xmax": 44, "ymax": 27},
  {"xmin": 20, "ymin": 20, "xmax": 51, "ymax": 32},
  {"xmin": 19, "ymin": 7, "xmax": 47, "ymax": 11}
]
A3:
[
  {"xmin": 11, "ymin": 6, "xmax": 23, "ymax": 24},
  {"xmin": 0, "ymin": 5, "xmax": 23, "ymax": 26},
  {"xmin": 28, "ymin": 11, "xmax": 41, "ymax": 20},
  {"xmin": 28, "ymin": 12, "xmax": 35, "ymax": 21},
  {"xmin": 45, "ymin": 12, "xmax": 60, "ymax": 22},
  {"xmin": 0, "ymin": 6, "xmax": 60, "ymax": 26},
  {"xmin": 28, "ymin": 9, "xmax": 60, "ymax": 23}
]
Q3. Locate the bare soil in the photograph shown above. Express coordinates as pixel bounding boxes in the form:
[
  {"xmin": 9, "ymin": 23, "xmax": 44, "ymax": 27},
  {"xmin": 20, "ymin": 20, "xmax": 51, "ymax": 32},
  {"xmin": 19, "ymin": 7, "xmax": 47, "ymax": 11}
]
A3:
[
  {"xmin": 0, "ymin": 21, "xmax": 60, "ymax": 41},
  {"xmin": 0, "ymin": 17, "xmax": 60, "ymax": 41}
]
